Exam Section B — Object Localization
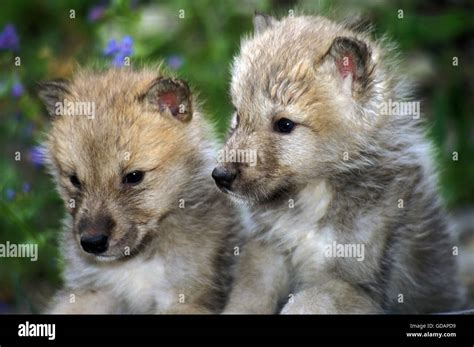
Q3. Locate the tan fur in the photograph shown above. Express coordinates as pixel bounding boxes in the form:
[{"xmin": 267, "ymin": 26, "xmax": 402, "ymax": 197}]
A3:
[{"xmin": 40, "ymin": 67, "xmax": 242, "ymax": 313}]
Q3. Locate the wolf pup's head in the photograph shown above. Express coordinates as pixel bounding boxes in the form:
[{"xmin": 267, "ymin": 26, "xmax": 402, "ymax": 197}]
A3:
[
  {"xmin": 39, "ymin": 68, "xmax": 201, "ymax": 260},
  {"xmin": 213, "ymin": 14, "xmax": 395, "ymax": 204}
]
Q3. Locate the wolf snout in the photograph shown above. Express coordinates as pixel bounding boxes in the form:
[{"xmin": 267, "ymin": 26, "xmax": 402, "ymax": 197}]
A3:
[
  {"xmin": 80, "ymin": 234, "xmax": 109, "ymax": 254},
  {"xmin": 212, "ymin": 166, "xmax": 236, "ymax": 191},
  {"xmin": 77, "ymin": 214, "xmax": 115, "ymax": 254}
]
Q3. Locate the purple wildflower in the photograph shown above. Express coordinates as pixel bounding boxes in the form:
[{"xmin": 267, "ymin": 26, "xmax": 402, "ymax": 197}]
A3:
[
  {"xmin": 103, "ymin": 39, "xmax": 119, "ymax": 56},
  {"xmin": 112, "ymin": 52, "xmax": 126, "ymax": 67},
  {"xmin": 28, "ymin": 145, "xmax": 45, "ymax": 167},
  {"xmin": 5, "ymin": 188, "xmax": 15, "ymax": 201},
  {"xmin": 0, "ymin": 24, "xmax": 19, "ymax": 51},
  {"xmin": 104, "ymin": 36, "xmax": 133, "ymax": 67},
  {"xmin": 120, "ymin": 36, "xmax": 133, "ymax": 56},
  {"xmin": 167, "ymin": 54, "xmax": 184, "ymax": 70},
  {"xmin": 22, "ymin": 182, "xmax": 30, "ymax": 193},
  {"xmin": 87, "ymin": 5, "xmax": 106, "ymax": 22},
  {"xmin": 11, "ymin": 81, "xmax": 23, "ymax": 98}
]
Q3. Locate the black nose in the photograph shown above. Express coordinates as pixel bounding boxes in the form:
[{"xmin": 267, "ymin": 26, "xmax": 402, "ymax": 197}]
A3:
[
  {"xmin": 80, "ymin": 234, "xmax": 109, "ymax": 254},
  {"xmin": 212, "ymin": 167, "xmax": 236, "ymax": 190}
]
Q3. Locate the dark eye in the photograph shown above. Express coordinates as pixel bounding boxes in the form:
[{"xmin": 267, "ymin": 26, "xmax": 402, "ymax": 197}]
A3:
[
  {"xmin": 122, "ymin": 171, "xmax": 145, "ymax": 186},
  {"xmin": 274, "ymin": 118, "xmax": 295, "ymax": 133},
  {"xmin": 69, "ymin": 175, "xmax": 81, "ymax": 189}
]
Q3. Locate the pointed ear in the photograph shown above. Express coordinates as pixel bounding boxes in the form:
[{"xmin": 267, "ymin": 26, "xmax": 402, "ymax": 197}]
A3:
[
  {"xmin": 321, "ymin": 37, "xmax": 373, "ymax": 98},
  {"xmin": 144, "ymin": 77, "xmax": 192, "ymax": 122},
  {"xmin": 38, "ymin": 79, "xmax": 70, "ymax": 116},
  {"xmin": 253, "ymin": 12, "xmax": 277, "ymax": 35}
]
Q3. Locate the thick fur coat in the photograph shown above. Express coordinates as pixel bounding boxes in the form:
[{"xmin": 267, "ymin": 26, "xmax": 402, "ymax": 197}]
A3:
[
  {"xmin": 217, "ymin": 14, "xmax": 464, "ymax": 314},
  {"xmin": 39, "ymin": 68, "xmax": 241, "ymax": 313}
]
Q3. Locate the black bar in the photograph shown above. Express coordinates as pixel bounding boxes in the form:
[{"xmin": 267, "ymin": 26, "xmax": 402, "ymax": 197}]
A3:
[{"xmin": 0, "ymin": 314, "xmax": 472, "ymax": 344}]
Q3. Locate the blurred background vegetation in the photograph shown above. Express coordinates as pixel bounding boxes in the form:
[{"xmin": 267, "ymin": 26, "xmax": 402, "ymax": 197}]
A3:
[{"xmin": 0, "ymin": 0, "xmax": 473, "ymax": 313}]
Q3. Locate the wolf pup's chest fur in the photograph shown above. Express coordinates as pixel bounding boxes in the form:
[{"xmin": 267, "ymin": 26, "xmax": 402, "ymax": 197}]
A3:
[
  {"xmin": 254, "ymin": 180, "xmax": 385, "ymax": 289},
  {"xmin": 79, "ymin": 252, "xmax": 174, "ymax": 313},
  {"xmin": 66, "ymin": 242, "xmax": 184, "ymax": 313}
]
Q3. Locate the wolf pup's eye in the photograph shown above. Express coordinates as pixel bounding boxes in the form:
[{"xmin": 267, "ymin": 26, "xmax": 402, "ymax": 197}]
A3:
[
  {"xmin": 275, "ymin": 118, "xmax": 295, "ymax": 133},
  {"xmin": 123, "ymin": 171, "xmax": 145, "ymax": 186},
  {"xmin": 69, "ymin": 175, "xmax": 81, "ymax": 189}
]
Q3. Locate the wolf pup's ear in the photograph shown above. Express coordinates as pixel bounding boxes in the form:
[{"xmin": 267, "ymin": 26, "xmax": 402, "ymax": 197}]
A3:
[
  {"xmin": 321, "ymin": 37, "xmax": 374, "ymax": 98},
  {"xmin": 253, "ymin": 12, "xmax": 277, "ymax": 35},
  {"xmin": 38, "ymin": 79, "xmax": 70, "ymax": 116},
  {"xmin": 145, "ymin": 77, "xmax": 192, "ymax": 122}
]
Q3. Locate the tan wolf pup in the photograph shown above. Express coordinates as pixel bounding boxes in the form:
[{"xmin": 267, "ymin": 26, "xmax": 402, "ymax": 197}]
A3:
[{"xmin": 39, "ymin": 67, "xmax": 241, "ymax": 314}]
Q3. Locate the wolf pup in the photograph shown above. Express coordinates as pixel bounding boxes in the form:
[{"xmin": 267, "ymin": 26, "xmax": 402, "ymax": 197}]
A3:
[
  {"xmin": 39, "ymin": 68, "xmax": 240, "ymax": 313},
  {"xmin": 214, "ymin": 14, "xmax": 464, "ymax": 313}
]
